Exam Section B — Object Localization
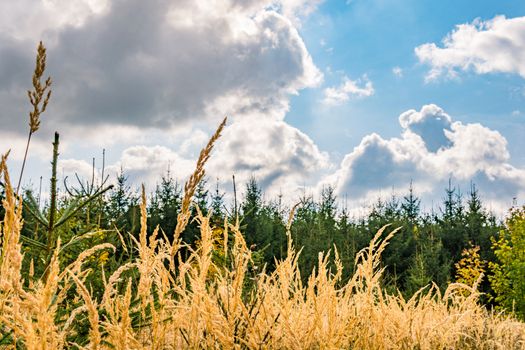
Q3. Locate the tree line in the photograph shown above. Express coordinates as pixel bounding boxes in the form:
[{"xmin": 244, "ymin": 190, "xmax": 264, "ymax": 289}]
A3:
[{"xmin": 1, "ymin": 169, "xmax": 524, "ymax": 319}]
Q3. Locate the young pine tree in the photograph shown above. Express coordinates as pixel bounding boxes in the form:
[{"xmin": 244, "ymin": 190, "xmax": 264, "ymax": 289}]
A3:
[
  {"xmin": 149, "ymin": 170, "xmax": 181, "ymax": 241},
  {"xmin": 439, "ymin": 180, "xmax": 468, "ymax": 263}
]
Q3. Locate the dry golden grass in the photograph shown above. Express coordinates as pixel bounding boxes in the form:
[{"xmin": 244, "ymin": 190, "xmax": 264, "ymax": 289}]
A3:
[
  {"xmin": 17, "ymin": 41, "xmax": 52, "ymax": 195},
  {"xmin": 1, "ymin": 128, "xmax": 525, "ymax": 349}
]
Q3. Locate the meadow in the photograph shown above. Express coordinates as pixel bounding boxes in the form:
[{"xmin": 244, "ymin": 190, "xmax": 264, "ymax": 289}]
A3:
[{"xmin": 1, "ymin": 42, "xmax": 525, "ymax": 350}]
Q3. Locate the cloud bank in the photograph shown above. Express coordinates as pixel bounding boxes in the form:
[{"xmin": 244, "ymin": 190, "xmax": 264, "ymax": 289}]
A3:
[
  {"xmin": 416, "ymin": 15, "xmax": 525, "ymax": 81},
  {"xmin": 323, "ymin": 104, "xmax": 525, "ymax": 213},
  {"xmin": 0, "ymin": 0, "xmax": 323, "ymax": 137},
  {"xmin": 57, "ymin": 104, "xmax": 525, "ymax": 215}
]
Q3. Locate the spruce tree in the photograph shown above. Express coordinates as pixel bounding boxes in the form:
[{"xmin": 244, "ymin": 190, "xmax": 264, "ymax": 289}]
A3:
[
  {"xmin": 439, "ymin": 179, "xmax": 468, "ymax": 262},
  {"xmin": 240, "ymin": 177, "xmax": 262, "ymax": 247},
  {"xmin": 149, "ymin": 169, "xmax": 181, "ymax": 241},
  {"xmin": 107, "ymin": 168, "xmax": 131, "ymax": 224},
  {"xmin": 210, "ymin": 179, "xmax": 225, "ymax": 225},
  {"xmin": 466, "ymin": 183, "xmax": 496, "ymax": 261},
  {"xmin": 401, "ymin": 181, "xmax": 420, "ymax": 225}
]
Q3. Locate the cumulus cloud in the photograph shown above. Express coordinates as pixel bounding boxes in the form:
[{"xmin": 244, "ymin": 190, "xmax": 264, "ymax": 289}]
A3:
[
  {"xmin": 392, "ymin": 66, "xmax": 403, "ymax": 77},
  {"xmin": 52, "ymin": 104, "xmax": 525, "ymax": 215},
  {"xmin": 0, "ymin": 0, "xmax": 330, "ymax": 199},
  {"xmin": 3, "ymin": 2, "xmax": 524, "ymax": 216},
  {"xmin": 323, "ymin": 104, "xmax": 525, "ymax": 213},
  {"xmin": 0, "ymin": 0, "xmax": 322, "ymax": 140},
  {"xmin": 0, "ymin": 131, "xmax": 51, "ymax": 161},
  {"xmin": 273, "ymin": 0, "xmax": 325, "ymax": 22},
  {"xmin": 416, "ymin": 15, "xmax": 525, "ymax": 81},
  {"xmin": 322, "ymin": 75, "xmax": 374, "ymax": 106},
  {"xmin": 209, "ymin": 117, "xmax": 330, "ymax": 193},
  {"xmin": 115, "ymin": 145, "xmax": 195, "ymax": 185},
  {"xmin": 56, "ymin": 117, "xmax": 330, "ymax": 199},
  {"xmin": 57, "ymin": 144, "xmax": 196, "ymax": 192},
  {"xmin": 0, "ymin": 0, "xmax": 109, "ymax": 41},
  {"xmin": 59, "ymin": 158, "xmax": 97, "ymax": 182},
  {"xmin": 399, "ymin": 104, "xmax": 452, "ymax": 152}
]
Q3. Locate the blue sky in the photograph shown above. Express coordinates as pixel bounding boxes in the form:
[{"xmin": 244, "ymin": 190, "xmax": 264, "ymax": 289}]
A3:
[
  {"xmin": 1, "ymin": 0, "xmax": 525, "ymax": 215},
  {"xmin": 290, "ymin": 0, "xmax": 525, "ymax": 162}
]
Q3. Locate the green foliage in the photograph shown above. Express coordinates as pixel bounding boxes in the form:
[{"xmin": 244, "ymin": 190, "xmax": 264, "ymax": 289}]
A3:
[
  {"xmin": 21, "ymin": 132, "xmax": 113, "ymax": 283},
  {"xmin": 405, "ymin": 251, "xmax": 431, "ymax": 295},
  {"xmin": 210, "ymin": 179, "xmax": 225, "ymax": 225},
  {"xmin": 455, "ymin": 244, "xmax": 485, "ymax": 287},
  {"xmin": 14, "ymin": 152, "xmax": 506, "ymax": 308},
  {"xmin": 439, "ymin": 180, "xmax": 468, "ymax": 263},
  {"xmin": 148, "ymin": 169, "xmax": 182, "ymax": 239},
  {"xmin": 240, "ymin": 178, "xmax": 287, "ymax": 270},
  {"xmin": 489, "ymin": 207, "xmax": 525, "ymax": 320}
]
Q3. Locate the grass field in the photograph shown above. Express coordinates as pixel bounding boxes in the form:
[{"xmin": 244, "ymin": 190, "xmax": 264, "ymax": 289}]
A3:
[{"xmin": 2, "ymin": 144, "xmax": 525, "ymax": 349}]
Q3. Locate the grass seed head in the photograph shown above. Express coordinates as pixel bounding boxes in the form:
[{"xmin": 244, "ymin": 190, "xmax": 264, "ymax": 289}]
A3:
[{"xmin": 28, "ymin": 41, "xmax": 52, "ymax": 134}]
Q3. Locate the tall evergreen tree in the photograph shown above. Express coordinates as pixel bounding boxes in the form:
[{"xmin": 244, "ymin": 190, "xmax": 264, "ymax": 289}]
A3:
[
  {"xmin": 291, "ymin": 193, "xmax": 319, "ymax": 279},
  {"xmin": 466, "ymin": 183, "xmax": 495, "ymax": 261},
  {"xmin": 239, "ymin": 178, "xmax": 286, "ymax": 271},
  {"xmin": 240, "ymin": 177, "xmax": 263, "ymax": 247},
  {"xmin": 149, "ymin": 169, "xmax": 181, "ymax": 241},
  {"xmin": 337, "ymin": 204, "xmax": 358, "ymax": 280},
  {"xmin": 319, "ymin": 186, "xmax": 337, "ymax": 243},
  {"xmin": 106, "ymin": 168, "xmax": 140, "ymax": 240},
  {"xmin": 401, "ymin": 181, "xmax": 420, "ymax": 225},
  {"xmin": 439, "ymin": 179, "xmax": 468, "ymax": 262},
  {"xmin": 107, "ymin": 168, "xmax": 131, "ymax": 223},
  {"xmin": 210, "ymin": 179, "xmax": 225, "ymax": 225}
]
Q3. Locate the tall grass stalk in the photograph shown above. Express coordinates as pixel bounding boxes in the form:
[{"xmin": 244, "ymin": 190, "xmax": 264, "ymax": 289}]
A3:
[
  {"xmin": 170, "ymin": 117, "xmax": 226, "ymax": 264},
  {"xmin": 16, "ymin": 41, "xmax": 52, "ymax": 196}
]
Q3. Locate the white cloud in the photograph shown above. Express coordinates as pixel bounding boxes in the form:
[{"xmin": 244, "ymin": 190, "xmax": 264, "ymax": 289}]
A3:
[
  {"xmin": 0, "ymin": 131, "xmax": 50, "ymax": 161},
  {"xmin": 0, "ymin": 0, "xmax": 109, "ymax": 41},
  {"xmin": 57, "ymin": 145, "xmax": 196, "ymax": 192},
  {"xmin": 209, "ymin": 117, "xmax": 330, "ymax": 195},
  {"xmin": 276, "ymin": 0, "xmax": 324, "ymax": 21},
  {"xmin": 116, "ymin": 145, "xmax": 195, "ymax": 185},
  {"xmin": 0, "ymin": 0, "xmax": 327, "ymax": 188},
  {"xmin": 322, "ymin": 75, "xmax": 374, "ymax": 106},
  {"xmin": 322, "ymin": 104, "xmax": 525, "ymax": 214},
  {"xmin": 52, "ymin": 104, "xmax": 525, "ymax": 215},
  {"xmin": 399, "ymin": 104, "xmax": 452, "ymax": 152},
  {"xmin": 57, "ymin": 117, "xmax": 330, "ymax": 201},
  {"xmin": 2, "ymin": 2, "xmax": 524, "ymax": 216},
  {"xmin": 416, "ymin": 15, "xmax": 525, "ymax": 81},
  {"xmin": 392, "ymin": 66, "xmax": 403, "ymax": 77},
  {"xmin": 0, "ymin": 0, "xmax": 322, "ymax": 141},
  {"xmin": 59, "ymin": 159, "xmax": 96, "ymax": 182}
]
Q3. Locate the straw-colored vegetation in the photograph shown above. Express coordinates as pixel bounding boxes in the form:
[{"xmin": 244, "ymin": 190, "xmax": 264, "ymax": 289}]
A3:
[
  {"xmin": 1, "ymin": 42, "xmax": 525, "ymax": 350},
  {"xmin": 2, "ymin": 150, "xmax": 525, "ymax": 349}
]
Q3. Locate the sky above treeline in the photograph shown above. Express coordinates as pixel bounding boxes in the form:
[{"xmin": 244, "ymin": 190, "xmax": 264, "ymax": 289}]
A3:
[{"xmin": 1, "ymin": 0, "xmax": 525, "ymax": 216}]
